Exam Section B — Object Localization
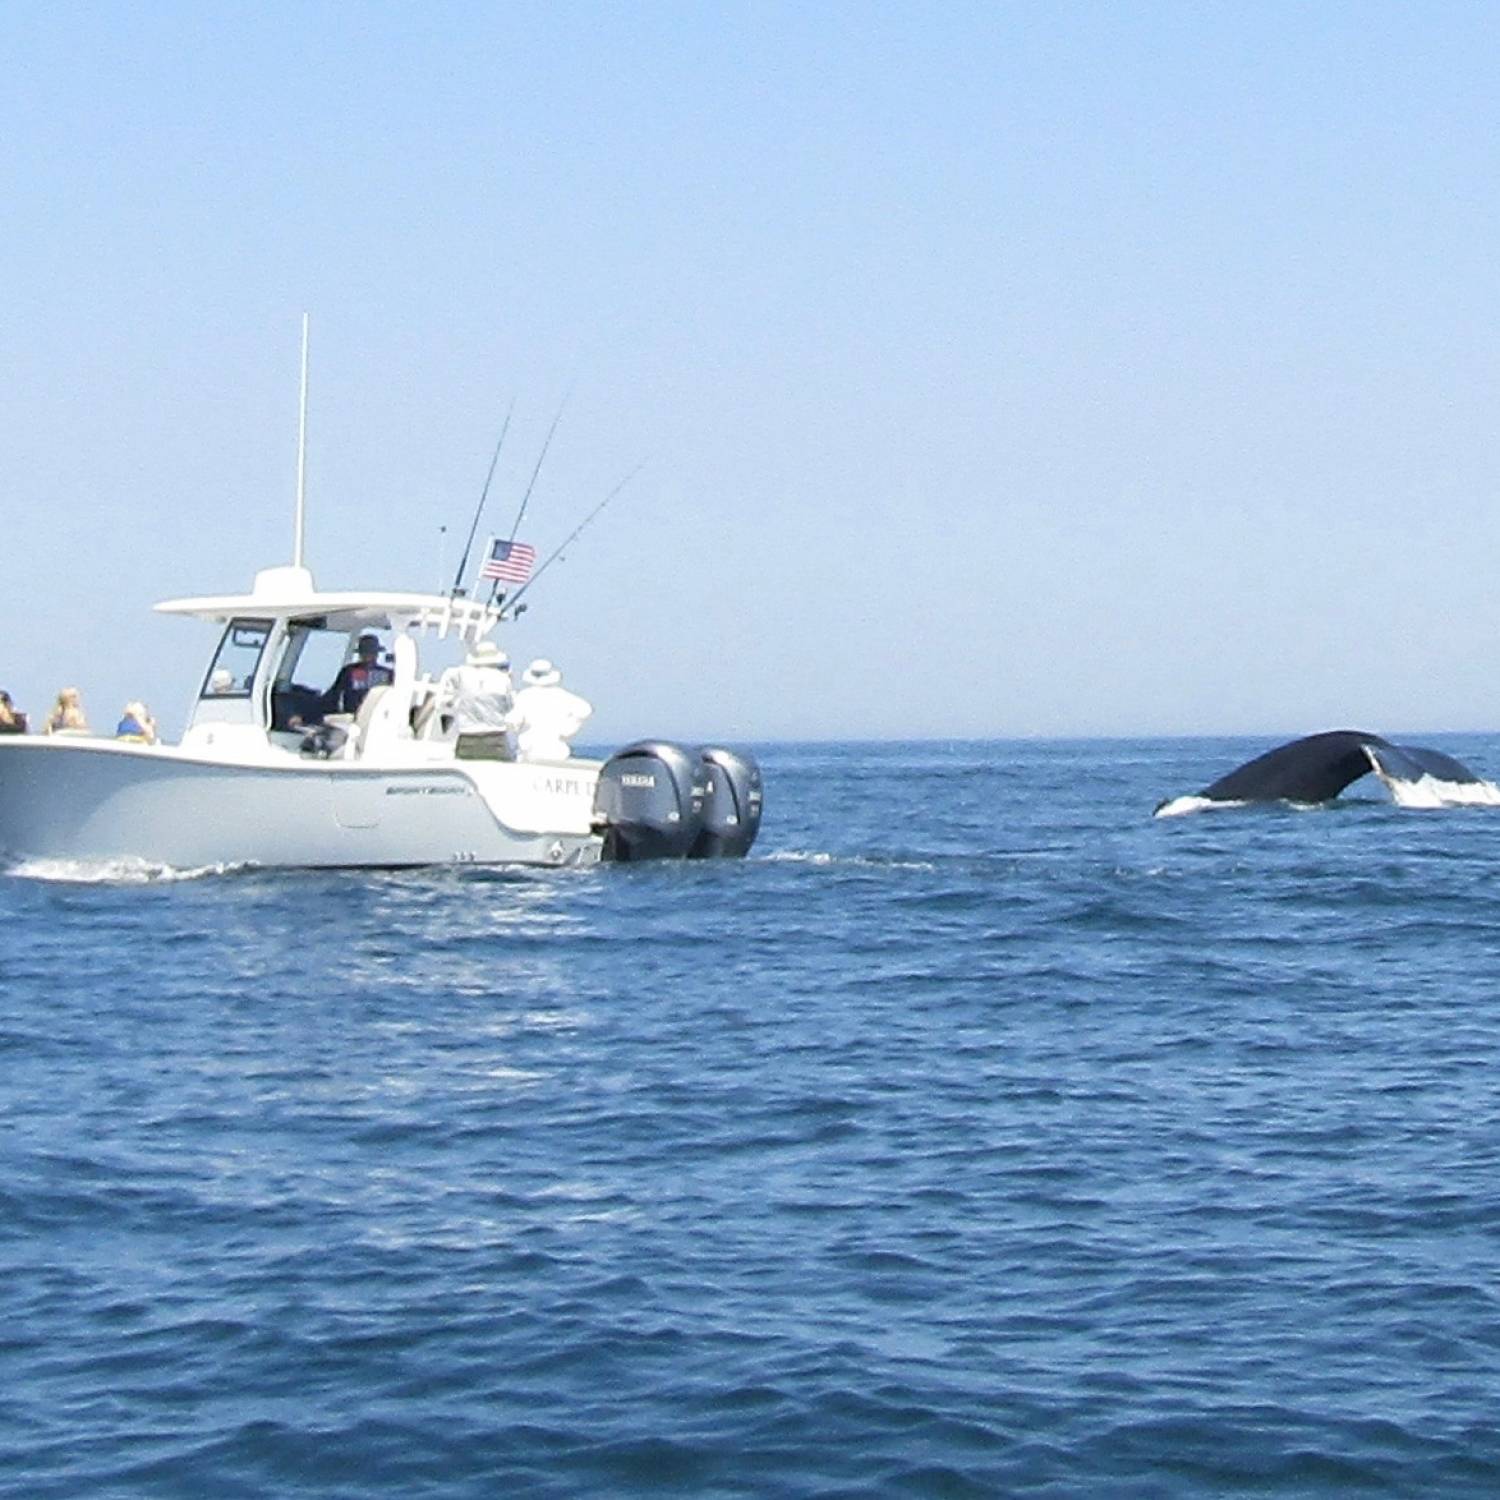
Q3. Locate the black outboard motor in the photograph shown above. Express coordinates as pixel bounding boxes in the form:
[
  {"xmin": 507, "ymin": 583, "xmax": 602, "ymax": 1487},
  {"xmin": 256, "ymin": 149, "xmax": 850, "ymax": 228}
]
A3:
[
  {"xmin": 691, "ymin": 747, "xmax": 763, "ymax": 858},
  {"xmin": 595, "ymin": 741, "xmax": 705, "ymax": 862}
]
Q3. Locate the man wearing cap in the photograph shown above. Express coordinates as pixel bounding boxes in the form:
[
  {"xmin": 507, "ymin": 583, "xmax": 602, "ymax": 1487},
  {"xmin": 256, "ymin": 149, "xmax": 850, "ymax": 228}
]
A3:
[{"xmin": 320, "ymin": 633, "xmax": 393, "ymax": 717}]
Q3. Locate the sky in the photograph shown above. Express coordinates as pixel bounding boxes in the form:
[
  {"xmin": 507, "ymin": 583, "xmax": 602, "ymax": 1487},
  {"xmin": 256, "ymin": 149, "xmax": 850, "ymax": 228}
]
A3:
[{"xmin": 4, "ymin": 1, "xmax": 1500, "ymax": 744}]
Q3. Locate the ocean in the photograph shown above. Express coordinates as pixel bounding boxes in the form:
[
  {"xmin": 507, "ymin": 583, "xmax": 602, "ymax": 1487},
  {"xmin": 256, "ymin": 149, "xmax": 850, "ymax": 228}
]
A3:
[{"xmin": 5, "ymin": 736, "xmax": 1500, "ymax": 1497}]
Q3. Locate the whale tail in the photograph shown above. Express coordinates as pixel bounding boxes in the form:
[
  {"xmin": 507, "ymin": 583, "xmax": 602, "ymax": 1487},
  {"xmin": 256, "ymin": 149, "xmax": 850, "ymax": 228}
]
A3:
[{"xmin": 1155, "ymin": 731, "xmax": 1500, "ymax": 817}]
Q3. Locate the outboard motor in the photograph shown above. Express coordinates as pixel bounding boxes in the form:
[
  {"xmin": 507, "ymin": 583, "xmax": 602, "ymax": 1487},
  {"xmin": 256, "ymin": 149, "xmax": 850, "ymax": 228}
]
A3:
[
  {"xmin": 691, "ymin": 747, "xmax": 763, "ymax": 858},
  {"xmin": 595, "ymin": 741, "xmax": 705, "ymax": 861}
]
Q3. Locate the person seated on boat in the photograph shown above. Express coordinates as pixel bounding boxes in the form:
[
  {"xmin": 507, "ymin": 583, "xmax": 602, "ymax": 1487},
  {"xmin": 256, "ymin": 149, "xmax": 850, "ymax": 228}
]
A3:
[
  {"xmin": 43, "ymin": 687, "xmax": 89, "ymax": 735},
  {"xmin": 451, "ymin": 640, "xmax": 514, "ymax": 731},
  {"xmin": 0, "ymin": 690, "xmax": 27, "ymax": 734},
  {"xmin": 115, "ymin": 701, "xmax": 158, "ymax": 744},
  {"xmin": 319, "ymin": 633, "xmax": 393, "ymax": 718},
  {"xmin": 207, "ymin": 667, "xmax": 236, "ymax": 695},
  {"xmin": 506, "ymin": 660, "xmax": 592, "ymax": 762}
]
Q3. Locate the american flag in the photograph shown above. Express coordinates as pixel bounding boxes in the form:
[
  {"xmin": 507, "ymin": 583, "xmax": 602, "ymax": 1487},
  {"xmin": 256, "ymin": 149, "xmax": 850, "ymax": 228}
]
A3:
[{"xmin": 479, "ymin": 537, "xmax": 536, "ymax": 585}]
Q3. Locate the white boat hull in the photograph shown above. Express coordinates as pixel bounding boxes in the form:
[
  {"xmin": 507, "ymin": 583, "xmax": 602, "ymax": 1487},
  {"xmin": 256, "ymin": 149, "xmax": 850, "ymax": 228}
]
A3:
[{"xmin": 0, "ymin": 739, "xmax": 603, "ymax": 870}]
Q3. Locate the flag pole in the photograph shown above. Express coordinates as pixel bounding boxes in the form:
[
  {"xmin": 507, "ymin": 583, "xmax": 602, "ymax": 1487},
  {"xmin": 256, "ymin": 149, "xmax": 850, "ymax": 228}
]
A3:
[{"xmin": 475, "ymin": 535, "xmax": 495, "ymax": 597}]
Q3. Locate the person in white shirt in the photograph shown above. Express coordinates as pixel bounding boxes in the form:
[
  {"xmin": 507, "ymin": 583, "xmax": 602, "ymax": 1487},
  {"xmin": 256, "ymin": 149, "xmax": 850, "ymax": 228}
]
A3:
[
  {"xmin": 507, "ymin": 659, "xmax": 592, "ymax": 762},
  {"xmin": 450, "ymin": 640, "xmax": 514, "ymax": 732}
]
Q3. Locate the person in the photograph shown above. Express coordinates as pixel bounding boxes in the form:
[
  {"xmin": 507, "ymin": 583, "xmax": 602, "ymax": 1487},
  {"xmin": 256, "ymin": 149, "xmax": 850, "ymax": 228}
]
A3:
[
  {"xmin": 44, "ymin": 687, "xmax": 88, "ymax": 735},
  {"xmin": 506, "ymin": 659, "xmax": 592, "ymax": 762},
  {"xmin": 115, "ymin": 701, "xmax": 158, "ymax": 744},
  {"xmin": 319, "ymin": 633, "xmax": 392, "ymax": 717},
  {"xmin": 450, "ymin": 640, "xmax": 514, "ymax": 731},
  {"xmin": 0, "ymin": 690, "xmax": 26, "ymax": 734}
]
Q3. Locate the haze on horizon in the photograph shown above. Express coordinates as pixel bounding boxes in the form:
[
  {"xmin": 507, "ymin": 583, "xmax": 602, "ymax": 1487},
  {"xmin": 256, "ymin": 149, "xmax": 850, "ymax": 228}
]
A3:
[{"xmin": 3, "ymin": 1, "xmax": 1498, "ymax": 747}]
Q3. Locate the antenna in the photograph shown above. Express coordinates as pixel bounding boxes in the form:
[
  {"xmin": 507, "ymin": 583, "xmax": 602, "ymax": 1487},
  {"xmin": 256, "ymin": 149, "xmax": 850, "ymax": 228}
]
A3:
[{"xmin": 294, "ymin": 312, "xmax": 310, "ymax": 568}]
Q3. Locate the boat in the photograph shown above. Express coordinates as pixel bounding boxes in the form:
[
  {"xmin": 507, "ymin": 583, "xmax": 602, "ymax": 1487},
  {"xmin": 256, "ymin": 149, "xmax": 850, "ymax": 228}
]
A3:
[{"xmin": 0, "ymin": 334, "xmax": 762, "ymax": 872}]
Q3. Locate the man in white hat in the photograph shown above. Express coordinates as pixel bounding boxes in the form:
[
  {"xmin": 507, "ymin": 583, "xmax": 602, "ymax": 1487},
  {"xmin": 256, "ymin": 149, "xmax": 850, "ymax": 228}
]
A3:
[
  {"xmin": 507, "ymin": 659, "xmax": 592, "ymax": 762},
  {"xmin": 449, "ymin": 639, "xmax": 514, "ymax": 732}
]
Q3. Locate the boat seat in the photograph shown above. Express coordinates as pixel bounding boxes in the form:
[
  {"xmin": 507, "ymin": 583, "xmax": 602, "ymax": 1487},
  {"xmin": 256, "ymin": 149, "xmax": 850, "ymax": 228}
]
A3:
[
  {"xmin": 410, "ymin": 683, "xmax": 445, "ymax": 740},
  {"xmin": 352, "ymin": 683, "xmax": 416, "ymax": 759},
  {"xmin": 351, "ymin": 684, "xmax": 388, "ymax": 753},
  {"xmin": 350, "ymin": 632, "xmax": 421, "ymax": 759}
]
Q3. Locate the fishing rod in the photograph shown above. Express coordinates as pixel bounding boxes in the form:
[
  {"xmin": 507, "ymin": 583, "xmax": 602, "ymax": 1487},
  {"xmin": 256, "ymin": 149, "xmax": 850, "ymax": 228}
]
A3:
[
  {"xmin": 507, "ymin": 391, "xmax": 570, "ymax": 542},
  {"xmin": 502, "ymin": 459, "xmax": 648, "ymax": 617},
  {"xmin": 487, "ymin": 389, "xmax": 571, "ymax": 605},
  {"xmin": 450, "ymin": 396, "xmax": 516, "ymax": 595}
]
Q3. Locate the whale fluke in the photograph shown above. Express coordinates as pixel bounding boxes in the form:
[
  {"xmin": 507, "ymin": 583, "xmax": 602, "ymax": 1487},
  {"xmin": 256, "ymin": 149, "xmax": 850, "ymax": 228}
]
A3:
[
  {"xmin": 1197, "ymin": 729, "xmax": 1388, "ymax": 805},
  {"xmin": 1156, "ymin": 731, "xmax": 1500, "ymax": 816}
]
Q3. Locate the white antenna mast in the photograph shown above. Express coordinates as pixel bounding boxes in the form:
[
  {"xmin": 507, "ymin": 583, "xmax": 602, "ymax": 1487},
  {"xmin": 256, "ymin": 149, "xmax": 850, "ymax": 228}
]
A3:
[{"xmin": 294, "ymin": 312, "xmax": 310, "ymax": 567}]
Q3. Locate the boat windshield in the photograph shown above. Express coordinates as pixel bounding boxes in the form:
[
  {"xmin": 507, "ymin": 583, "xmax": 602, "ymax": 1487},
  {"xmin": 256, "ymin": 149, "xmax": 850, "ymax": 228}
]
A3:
[
  {"xmin": 201, "ymin": 618, "xmax": 272, "ymax": 699},
  {"xmin": 278, "ymin": 624, "xmax": 354, "ymax": 695},
  {"xmin": 270, "ymin": 620, "xmax": 382, "ymax": 730}
]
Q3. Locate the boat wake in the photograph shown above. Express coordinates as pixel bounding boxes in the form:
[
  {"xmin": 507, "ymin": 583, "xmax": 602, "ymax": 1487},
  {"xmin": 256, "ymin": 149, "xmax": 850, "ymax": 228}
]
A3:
[
  {"xmin": 5, "ymin": 855, "xmax": 252, "ymax": 884},
  {"xmin": 1156, "ymin": 731, "xmax": 1500, "ymax": 817},
  {"xmin": 760, "ymin": 849, "xmax": 940, "ymax": 872}
]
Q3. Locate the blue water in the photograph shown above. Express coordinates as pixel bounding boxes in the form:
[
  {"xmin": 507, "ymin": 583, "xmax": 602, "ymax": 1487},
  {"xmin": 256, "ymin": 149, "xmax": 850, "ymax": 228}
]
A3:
[{"xmin": 6, "ymin": 737, "xmax": 1500, "ymax": 1497}]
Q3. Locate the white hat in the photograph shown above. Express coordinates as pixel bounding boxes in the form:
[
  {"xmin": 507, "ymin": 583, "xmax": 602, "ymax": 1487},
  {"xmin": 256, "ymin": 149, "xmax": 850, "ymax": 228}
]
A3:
[
  {"xmin": 468, "ymin": 641, "xmax": 509, "ymax": 667},
  {"xmin": 523, "ymin": 658, "xmax": 562, "ymax": 687}
]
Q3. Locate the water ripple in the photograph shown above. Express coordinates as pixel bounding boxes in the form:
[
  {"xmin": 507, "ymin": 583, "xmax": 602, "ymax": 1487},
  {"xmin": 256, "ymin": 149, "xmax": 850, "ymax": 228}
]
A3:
[{"xmin": 6, "ymin": 739, "xmax": 1500, "ymax": 1494}]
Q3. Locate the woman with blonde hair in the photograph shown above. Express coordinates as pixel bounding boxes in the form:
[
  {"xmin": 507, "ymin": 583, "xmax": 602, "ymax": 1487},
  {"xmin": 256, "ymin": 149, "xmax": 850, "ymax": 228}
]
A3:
[{"xmin": 44, "ymin": 687, "xmax": 89, "ymax": 735}]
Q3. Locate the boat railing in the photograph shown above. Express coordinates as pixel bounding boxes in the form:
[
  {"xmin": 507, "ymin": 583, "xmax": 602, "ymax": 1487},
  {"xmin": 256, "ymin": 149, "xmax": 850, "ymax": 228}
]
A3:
[{"xmin": 403, "ymin": 596, "xmax": 502, "ymax": 642}]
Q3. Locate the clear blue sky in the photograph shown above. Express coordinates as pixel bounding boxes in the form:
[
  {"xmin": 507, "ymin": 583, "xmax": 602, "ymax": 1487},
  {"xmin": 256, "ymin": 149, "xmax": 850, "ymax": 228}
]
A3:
[{"xmin": 4, "ymin": 1, "xmax": 1500, "ymax": 742}]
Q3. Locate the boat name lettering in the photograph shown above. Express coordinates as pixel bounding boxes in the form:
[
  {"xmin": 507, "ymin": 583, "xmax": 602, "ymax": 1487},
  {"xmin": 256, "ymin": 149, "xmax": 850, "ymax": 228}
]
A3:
[
  {"xmin": 385, "ymin": 783, "xmax": 468, "ymax": 797},
  {"xmin": 531, "ymin": 776, "xmax": 589, "ymax": 797}
]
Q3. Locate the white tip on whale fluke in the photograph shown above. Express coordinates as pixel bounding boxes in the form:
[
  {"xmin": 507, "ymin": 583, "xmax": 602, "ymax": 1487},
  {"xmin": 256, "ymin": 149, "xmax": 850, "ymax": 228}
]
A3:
[
  {"xmin": 1154, "ymin": 794, "xmax": 1240, "ymax": 819},
  {"xmin": 1378, "ymin": 771, "xmax": 1500, "ymax": 809}
]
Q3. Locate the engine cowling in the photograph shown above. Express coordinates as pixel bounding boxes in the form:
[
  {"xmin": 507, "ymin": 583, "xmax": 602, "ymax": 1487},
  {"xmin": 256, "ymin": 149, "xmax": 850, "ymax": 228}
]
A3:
[
  {"xmin": 594, "ymin": 741, "xmax": 705, "ymax": 862},
  {"xmin": 692, "ymin": 746, "xmax": 763, "ymax": 858}
]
